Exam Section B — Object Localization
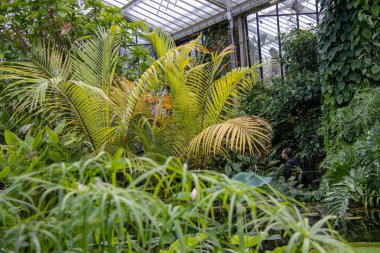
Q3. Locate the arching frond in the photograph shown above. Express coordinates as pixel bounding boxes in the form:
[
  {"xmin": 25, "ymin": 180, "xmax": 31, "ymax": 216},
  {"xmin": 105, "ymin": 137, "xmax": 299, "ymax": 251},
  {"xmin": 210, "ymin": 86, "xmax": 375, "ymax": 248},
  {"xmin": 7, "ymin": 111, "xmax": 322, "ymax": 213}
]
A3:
[
  {"xmin": 102, "ymin": 79, "xmax": 145, "ymax": 149},
  {"xmin": 0, "ymin": 42, "xmax": 69, "ymax": 126},
  {"xmin": 188, "ymin": 116, "xmax": 273, "ymax": 158},
  {"xmin": 54, "ymin": 81, "xmax": 113, "ymax": 150},
  {"xmin": 147, "ymin": 27, "xmax": 176, "ymax": 58},
  {"xmin": 203, "ymin": 67, "xmax": 256, "ymax": 126},
  {"xmin": 71, "ymin": 25, "xmax": 121, "ymax": 93}
]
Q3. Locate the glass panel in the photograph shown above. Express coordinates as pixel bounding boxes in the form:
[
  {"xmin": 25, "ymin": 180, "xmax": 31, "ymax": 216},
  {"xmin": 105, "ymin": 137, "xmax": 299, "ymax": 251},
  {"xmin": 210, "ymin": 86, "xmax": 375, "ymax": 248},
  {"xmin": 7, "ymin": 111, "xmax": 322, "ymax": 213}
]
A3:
[
  {"xmin": 139, "ymin": 1, "xmax": 198, "ymax": 25},
  {"xmin": 299, "ymin": 14, "xmax": 317, "ymax": 29},
  {"xmin": 258, "ymin": 16, "xmax": 280, "ymax": 78},
  {"xmin": 132, "ymin": 5, "xmax": 186, "ymax": 30},
  {"xmin": 300, "ymin": 0, "xmax": 317, "ymax": 12},
  {"xmin": 128, "ymin": 6, "xmax": 181, "ymax": 33},
  {"xmin": 279, "ymin": 15, "xmax": 298, "ymax": 34},
  {"xmin": 258, "ymin": 5, "xmax": 276, "ymax": 15},
  {"xmin": 103, "ymin": 0, "xmax": 124, "ymax": 8},
  {"xmin": 246, "ymin": 13, "xmax": 259, "ymax": 66},
  {"xmin": 277, "ymin": 0, "xmax": 297, "ymax": 15}
]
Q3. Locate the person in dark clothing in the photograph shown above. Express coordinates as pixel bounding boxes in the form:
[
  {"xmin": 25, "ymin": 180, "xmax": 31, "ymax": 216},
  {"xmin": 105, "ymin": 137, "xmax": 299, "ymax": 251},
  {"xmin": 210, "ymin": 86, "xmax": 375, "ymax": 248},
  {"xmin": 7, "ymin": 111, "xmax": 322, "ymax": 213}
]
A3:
[
  {"xmin": 0, "ymin": 181, "xmax": 5, "ymax": 191},
  {"xmin": 281, "ymin": 148, "xmax": 300, "ymax": 180}
]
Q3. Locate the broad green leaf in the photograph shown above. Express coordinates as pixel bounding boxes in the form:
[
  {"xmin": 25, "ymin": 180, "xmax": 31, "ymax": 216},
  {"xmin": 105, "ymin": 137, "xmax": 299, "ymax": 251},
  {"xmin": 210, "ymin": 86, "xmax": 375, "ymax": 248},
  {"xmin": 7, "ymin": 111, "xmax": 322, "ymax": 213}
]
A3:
[
  {"xmin": 4, "ymin": 130, "xmax": 21, "ymax": 145},
  {"xmin": 45, "ymin": 128, "xmax": 59, "ymax": 145},
  {"xmin": 54, "ymin": 119, "xmax": 66, "ymax": 134},
  {"xmin": 230, "ymin": 232, "xmax": 268, "ymax": 247}
]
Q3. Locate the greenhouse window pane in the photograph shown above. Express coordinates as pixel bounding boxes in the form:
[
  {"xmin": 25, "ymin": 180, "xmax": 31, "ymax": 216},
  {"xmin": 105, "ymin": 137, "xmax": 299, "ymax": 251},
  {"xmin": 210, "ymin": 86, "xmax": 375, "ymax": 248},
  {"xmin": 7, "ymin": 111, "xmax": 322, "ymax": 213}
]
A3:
[
  {"xmin": 259, "ymin": 16, "xmax": 280, "ymax": 78},
  {"xmin": 259, "ymin": 16, "xmax": 279, "ymax": 37},
  {"xmin": 138, "ymin": 1, "xmax": 198, "ymax": 25},
  {"xmin": 277, "ymin": 0, "xmax": 317, "ymax": 15},
  {"xmin": 104, "ymin": 0, "xmax": 130, "ymax": 8},
  {"xmin": 279, "ymin": 15, "xmax": 298, "ymax": 34},
  {"xmin": 277, "ymin": 0, "xmax": 297, "ymax": 15},
  {"xmin": 247, "ymin": 13, "xmax": 259, "ymax": 66},
  {"xmin": 258, "ymin": 5, "xmax": 277, "ymax": 15},
  {"xmin": 128, "ymin": 7, "xmax": 181, "ymax": 32},
  {"xmin": 300, "ymin": 0, "xmax": 317, "ymax": 12},
  {"xmin": 122, "ymin": 0, "xmax": 224, "ymax": 34},
  {"xmin": 299, "ymin": 14, "xmax": 317, "ymax": 29}
]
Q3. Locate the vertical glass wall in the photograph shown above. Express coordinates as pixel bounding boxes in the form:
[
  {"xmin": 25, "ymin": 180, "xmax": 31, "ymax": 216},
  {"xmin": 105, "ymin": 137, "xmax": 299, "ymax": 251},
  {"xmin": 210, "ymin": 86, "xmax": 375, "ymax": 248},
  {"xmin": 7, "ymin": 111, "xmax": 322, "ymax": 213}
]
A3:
[{"xmin": 246, "ymin": 0, "xmax": 320, "ymax": 79}]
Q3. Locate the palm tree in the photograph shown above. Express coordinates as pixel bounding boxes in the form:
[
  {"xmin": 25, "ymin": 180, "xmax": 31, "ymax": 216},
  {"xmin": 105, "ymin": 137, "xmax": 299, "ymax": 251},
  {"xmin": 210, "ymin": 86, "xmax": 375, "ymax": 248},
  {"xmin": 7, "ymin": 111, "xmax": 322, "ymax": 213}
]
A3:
[
  {"xmin": 1, "ymin": 25, "xmax": 272, "ymax": 163},
  {"xmin": 135, "ymin": 27, "xmax": 273, "ymax": 164}
]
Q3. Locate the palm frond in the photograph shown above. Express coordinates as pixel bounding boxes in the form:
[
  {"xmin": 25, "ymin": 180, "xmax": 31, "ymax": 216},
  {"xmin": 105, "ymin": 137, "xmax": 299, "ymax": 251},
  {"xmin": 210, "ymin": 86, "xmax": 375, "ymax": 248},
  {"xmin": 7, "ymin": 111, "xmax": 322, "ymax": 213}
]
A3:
[
  {"xmin": 53, "ymin": 81, "xmax": 113, "ymax": 150},
  {"xmin": 30, "ymin": 41, "xmax": 71, "ymax": 81},
  {"xmin": 188, "ymin": 116, "xmax": 272, "ymax": 158},
  {"xmin": 71, "ymin": 25, "xmax": 120, "ymax": 93},
  {"xmin": 203, "ymin": 67, "xmax": 256, "ymax": 126},
  {"xmin": 147, "ymin": 27, "xmax": 176, "ymax": 58},
  {"xmin": 0, "ymin": 42, "xmax": 69, "ymax": 126},
  {"xmin": 131, "ymin": 117, "xmax": 184, "ymax": 160}
]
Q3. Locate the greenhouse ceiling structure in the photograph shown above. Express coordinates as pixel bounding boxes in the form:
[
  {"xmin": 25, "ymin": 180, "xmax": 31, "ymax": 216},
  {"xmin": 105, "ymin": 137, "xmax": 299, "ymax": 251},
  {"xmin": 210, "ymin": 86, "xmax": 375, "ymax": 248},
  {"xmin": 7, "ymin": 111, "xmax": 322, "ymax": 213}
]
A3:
[
  {"xmin": 103, "ymin": 0, "xmax": 292, "ymax": 40},
  {"xmin": 100, "ymin": 0, "xmax": 320, "ymax": 78}
]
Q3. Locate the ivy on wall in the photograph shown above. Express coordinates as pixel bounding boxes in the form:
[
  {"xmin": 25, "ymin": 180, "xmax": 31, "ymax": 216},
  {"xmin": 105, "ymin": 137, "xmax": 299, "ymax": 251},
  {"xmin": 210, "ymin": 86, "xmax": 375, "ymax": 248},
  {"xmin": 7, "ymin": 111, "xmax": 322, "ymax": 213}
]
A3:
[
  {"xmin": 318, "ymin": 0, "xmax": 380, "ymax": 147},
  {"xmin": 318, "ymin": 0, "xmax": 380, "ymax": 106}
]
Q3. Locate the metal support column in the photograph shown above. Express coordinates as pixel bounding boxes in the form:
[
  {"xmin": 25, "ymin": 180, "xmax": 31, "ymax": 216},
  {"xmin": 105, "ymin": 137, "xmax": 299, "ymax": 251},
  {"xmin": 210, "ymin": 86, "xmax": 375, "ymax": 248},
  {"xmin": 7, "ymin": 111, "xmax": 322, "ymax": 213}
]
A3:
[
  {"xmin": 227, "ymin": 6, "xmax": 237, "ymax": 69},
  {"xmin": 256, "ymin": 14, "xmax": 263, "ymax": 79},
  {"xmin": 237, "ymin": 16, "xmax": 249, "ymax": 67}
]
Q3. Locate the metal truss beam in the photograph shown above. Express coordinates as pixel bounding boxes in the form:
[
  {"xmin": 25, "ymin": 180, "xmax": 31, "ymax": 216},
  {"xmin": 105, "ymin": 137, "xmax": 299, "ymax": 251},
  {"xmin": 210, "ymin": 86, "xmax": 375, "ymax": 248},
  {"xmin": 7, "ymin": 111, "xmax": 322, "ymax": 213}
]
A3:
[
  {"xmin": 121, "ymin": 0, "xmax": 141, "ymax": 10},
  {"xmin": 204, "ymin": 0, "xmax": 227, "ymax": 9}
]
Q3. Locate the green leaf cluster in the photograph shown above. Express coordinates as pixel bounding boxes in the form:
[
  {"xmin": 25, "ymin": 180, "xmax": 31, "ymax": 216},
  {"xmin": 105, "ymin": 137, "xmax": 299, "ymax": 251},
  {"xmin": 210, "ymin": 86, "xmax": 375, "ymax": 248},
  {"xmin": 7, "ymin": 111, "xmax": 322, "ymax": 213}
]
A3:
[
  {"xmin": 320, "ymin": 88, "xmax": 380, "ymax": 223},
  {"xmin": 0, "ymin": 122, "xmax": 89, "ymax": 178},
  {"xmin": 0, "ymin": 0, "xmax": 150, "ymax": 78},
  {"xmin": 318, "ymin": 0, "xmax": 380, "ymax": 113}
]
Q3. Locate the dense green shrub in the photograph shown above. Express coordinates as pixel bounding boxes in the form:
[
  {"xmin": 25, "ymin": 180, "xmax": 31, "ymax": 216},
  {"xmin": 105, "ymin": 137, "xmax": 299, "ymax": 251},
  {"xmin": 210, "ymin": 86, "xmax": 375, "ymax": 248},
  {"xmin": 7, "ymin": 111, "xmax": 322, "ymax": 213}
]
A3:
[
  {"xmin": 0, "ymin": 122, "xmax": 90, "ymax": 182},
  {"xmin": 0, "ymin": 0, "xmax": 151, "ymax": 77},
  {"xmin": 241, "ymin": 29, "xmax": 323, "ymax": 169},
  {"xmin": 318, "ymin": 0, "xmax": 380, "ymax": 222}
]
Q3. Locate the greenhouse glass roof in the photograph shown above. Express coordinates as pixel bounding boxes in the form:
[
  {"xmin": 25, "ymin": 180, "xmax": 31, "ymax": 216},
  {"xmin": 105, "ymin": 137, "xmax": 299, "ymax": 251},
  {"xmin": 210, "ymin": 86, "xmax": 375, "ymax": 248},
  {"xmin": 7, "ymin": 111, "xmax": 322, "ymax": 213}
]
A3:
[{"xmin": 103, "ymin": 0, "xmax": 276, "ymax": 39}]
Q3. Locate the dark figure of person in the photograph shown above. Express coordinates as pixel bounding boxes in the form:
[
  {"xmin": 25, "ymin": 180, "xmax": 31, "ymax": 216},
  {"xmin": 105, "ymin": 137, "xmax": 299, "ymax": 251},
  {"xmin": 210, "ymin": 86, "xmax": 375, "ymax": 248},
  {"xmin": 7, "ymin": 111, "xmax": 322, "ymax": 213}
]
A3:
[
  {"xmin": 281, "ymin": 148, "xmax": 300, "ymax": 181},
  {"xmin": 0, "ymin": 181, "xmax": 5, "ymax": 191}
]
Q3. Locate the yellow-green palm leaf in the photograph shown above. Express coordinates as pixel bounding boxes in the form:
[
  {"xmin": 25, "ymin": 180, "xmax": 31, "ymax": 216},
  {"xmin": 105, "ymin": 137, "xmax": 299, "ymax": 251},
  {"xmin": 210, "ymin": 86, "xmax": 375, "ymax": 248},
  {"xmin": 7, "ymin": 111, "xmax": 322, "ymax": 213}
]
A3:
[
  {"xmin": 188, "ymin": 116, "xmax": 272, "ymax": 158},
  {"xmin": 71, "ymin": 25, "xmax": 121, "ymax": 93}
]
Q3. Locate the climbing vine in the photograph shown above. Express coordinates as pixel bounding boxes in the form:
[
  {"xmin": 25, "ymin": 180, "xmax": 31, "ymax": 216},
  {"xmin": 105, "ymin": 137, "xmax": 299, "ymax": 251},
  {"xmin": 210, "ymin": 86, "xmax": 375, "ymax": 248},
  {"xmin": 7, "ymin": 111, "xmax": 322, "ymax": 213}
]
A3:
[
  {"xmin": 318, "ymin": 0, "xmax": 380, "ymax": 146},
  {"xmin": 318, "ymin": 0, "xmax": 380, "ymax": 106}
]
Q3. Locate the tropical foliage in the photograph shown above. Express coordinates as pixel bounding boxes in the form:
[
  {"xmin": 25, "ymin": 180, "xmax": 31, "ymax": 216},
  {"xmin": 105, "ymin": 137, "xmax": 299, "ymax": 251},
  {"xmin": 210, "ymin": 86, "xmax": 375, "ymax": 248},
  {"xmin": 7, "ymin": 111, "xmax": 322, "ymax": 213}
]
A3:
[
  {"xmin": 0, "ymin": 0, "xmax": 151, "ymax": 75},
  {"xmin": 317, "ymin": 0, "xmax": 380, "ymax": 223},
  {"xmin": 1, "ymin": 0, "xmax": 379, "ymax": 250},
  {"xmin": 0, "ymin": 25, "xmax": 272, "ymax": 165},
  {"xmin": 321, "ymin": 87, "xmax": 380, "ymax": 222}
]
